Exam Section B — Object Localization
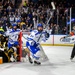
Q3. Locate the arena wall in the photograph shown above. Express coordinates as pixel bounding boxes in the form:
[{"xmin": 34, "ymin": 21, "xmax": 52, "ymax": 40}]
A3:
[{"xmin": 22, "ymin": 34, "xmax": 74, "ymax": 47}]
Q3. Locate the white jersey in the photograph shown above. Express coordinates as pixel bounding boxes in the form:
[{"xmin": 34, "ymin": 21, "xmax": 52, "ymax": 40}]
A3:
[
  {"xmin": 27, "ymin": 30, "xmax": 48, "ymax": 43},
  {"xmin": 27, "ymin": 30, "xmax": 49, "ymax": 62},
  {"xmin": 6, "ymin": 29, "xmax": 21, "ymax": 43}
]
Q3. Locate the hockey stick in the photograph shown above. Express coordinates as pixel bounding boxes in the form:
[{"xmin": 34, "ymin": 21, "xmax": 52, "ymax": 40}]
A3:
[
  {"xmin": 45, "ymin": 2, "xmax": 56, "ymax": 29},
  {"xmin": 38, "ymin": 2, "xmax": 56, "ymax": 41},
  {"xmin": 39, "ymin": 2, "xmax": 56, "ymax": 62},
  {"xmin": 23, "ymin": 35, "xmax": 27, "ymax": 40},
  {"xmin": 47, "ymin": 1, "xmax": 56, "ymax": 25},
  {"xmin": 48, "ymin": 2, "xmax": 56, "ymax": 20}
]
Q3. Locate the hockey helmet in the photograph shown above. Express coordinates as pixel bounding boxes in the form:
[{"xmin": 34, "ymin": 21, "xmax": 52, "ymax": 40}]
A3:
[
  {"xmin": 12, "ymin": 23, "xmax": 17, "ymax": 27},
  {"xmin": 37, "ymin": 23, "xmax": 43, "ymax": 32},
  {"xmin": 37, "ymin": 23, "xmax": 43, "ymax": 28},
  {"xmin": 16, "ymin": 20, "xmax": 21, "ymax": 23}
]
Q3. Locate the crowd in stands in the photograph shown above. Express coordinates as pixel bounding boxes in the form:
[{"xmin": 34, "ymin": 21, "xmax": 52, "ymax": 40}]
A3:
[{"xmin": 0, "ymin": 0, "xmax": 75, "ymax": 35}]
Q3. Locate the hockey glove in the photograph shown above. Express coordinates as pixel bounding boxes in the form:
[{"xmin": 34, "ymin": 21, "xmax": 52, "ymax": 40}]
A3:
[
  {"xmin": 45, "ymin": 31, "xmax": 49, "ymax": 38},
  {"xmin": 29, "ymin": 41, "xmax": 35, "ymax": 46}
]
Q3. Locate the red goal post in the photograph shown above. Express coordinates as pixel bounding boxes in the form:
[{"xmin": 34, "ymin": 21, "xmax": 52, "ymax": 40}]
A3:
[{"xmin": 19, "ymin": 31, "xmax": 30, "ymax": 61}]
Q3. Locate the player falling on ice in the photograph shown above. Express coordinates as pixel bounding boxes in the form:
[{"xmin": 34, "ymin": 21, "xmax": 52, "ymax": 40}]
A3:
[
  {"xmin": 26, "ymin": 23, "xmax": 50, "ymax": 65},
  {"xmin": 60, "ymin": 26, "xmax": 75, "ymax": 61}
]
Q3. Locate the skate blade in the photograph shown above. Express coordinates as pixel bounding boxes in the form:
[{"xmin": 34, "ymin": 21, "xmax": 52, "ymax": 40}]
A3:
[{"xmin": 33, "ymin": 63, "xmax": 41, "ymax": 66}]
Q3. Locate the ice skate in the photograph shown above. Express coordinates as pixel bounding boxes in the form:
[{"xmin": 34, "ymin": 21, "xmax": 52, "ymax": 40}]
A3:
[
  {"xmin": 70, "ymin": 57, "xmax": 73, "ymax": 60},
  {"xmin": 70, "ymin": 57, "xmax": 74, "ymax": 62},
  {"xmin": 34, "ymin": 60, "xmax": 41, "ymax": 65},
  {"xmin": 28, "ymin": 57, "xmax": 33, "ymax": 64}
]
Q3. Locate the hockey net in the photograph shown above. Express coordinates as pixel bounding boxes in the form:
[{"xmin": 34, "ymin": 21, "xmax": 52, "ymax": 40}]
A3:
[{"xmin": 19, "ymin": 31, "xmax": 30, "ymax": 62}]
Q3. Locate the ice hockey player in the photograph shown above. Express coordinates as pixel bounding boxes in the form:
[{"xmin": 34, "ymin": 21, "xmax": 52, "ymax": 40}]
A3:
[
  {"xmin": 26, "ymin": 23, "xmax": 50, "ymax": 65},
  {"xmin": 0, "ymin": 30, "xmax": 14, "ymax": 62},
  {"xmin": 5, "ymin": 23, "xmax": 21, "ymax": 61},
  {"xmin": 60, "ymin": 26, "xmax": 75, "ymax": 61},
  {"xmin": 0, "ymin": 30, "xmax": 8, "ymax": 63},
  {"xmin": 5, "ymin": 23, "xmax": 33, "ymax": 62}
]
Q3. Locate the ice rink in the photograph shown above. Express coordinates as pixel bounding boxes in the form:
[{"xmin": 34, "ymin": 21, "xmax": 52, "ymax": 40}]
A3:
[{"xmin": 0, "ymin": 46, "xmax": 75, "ymax": 75}]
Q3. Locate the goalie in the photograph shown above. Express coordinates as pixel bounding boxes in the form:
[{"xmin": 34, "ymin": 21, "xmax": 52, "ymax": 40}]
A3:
[
  {"xmin": 60, "ymin": 26, "xmax": 75, "ymax": 60},
  {"xmin": 26, "ymin": 23, "xmax": 50, "ymax": 65}
]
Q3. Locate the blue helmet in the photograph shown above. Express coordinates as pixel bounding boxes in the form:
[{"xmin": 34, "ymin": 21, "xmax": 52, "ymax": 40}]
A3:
[
  {"xmin": 12, "ymin": 23, "xmax": 17, "ymax": 27},
  {"xmin": 16, "ymin": 20, "xmax": 21, "ymax": 23},
  {"xmin": 37, "ymin": 23, "xmax": 43, "ymax": 28}
]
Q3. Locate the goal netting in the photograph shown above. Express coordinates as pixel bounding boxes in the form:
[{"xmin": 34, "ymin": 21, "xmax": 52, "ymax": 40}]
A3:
[{"xmin": 19, "ymin": 31, "xmax": 31, "ymax": 62}]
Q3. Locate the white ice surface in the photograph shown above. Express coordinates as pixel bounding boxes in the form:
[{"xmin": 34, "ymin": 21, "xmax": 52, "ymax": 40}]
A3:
[{"xmin": 0, "ymin": 46, "xmax": 75, "ymax": 75}]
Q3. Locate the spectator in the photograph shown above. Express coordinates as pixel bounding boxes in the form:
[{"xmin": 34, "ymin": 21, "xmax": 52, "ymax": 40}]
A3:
[{"xmin": 23, "ymin": 1, "xmax": 28, "ymax": 7}]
